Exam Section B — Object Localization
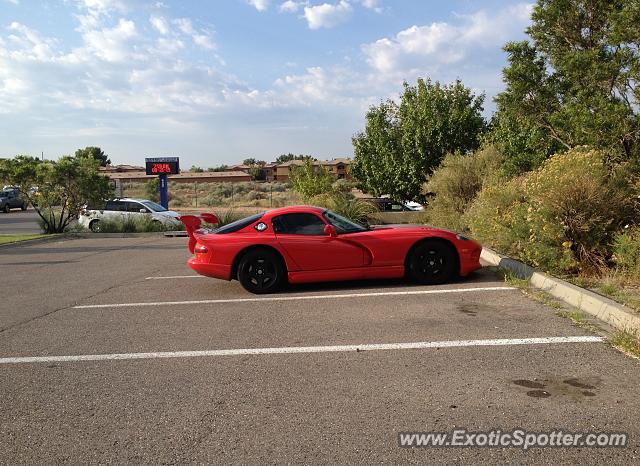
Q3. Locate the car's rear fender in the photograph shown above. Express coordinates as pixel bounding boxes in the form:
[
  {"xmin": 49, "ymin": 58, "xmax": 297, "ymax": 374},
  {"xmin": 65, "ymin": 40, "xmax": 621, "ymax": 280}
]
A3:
[{"xmin": 230, "ymin": 244, "xmax": 290, "ymax": 281}]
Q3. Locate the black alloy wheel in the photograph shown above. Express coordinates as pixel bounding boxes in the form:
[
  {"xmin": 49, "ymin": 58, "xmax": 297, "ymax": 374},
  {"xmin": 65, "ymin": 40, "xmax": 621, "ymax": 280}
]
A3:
[
  {"xmin": 407, "ymin": 240, "xmax": 457, "ymax": 285},
  {"xmin": 237, "ymin": 249, "xmax": 285, "ymax": 294}
]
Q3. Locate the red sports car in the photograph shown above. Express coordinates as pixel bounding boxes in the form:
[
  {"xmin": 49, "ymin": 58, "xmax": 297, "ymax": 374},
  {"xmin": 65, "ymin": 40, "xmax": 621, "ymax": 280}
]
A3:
[{"xmin": 179, "ymin": 206, "xmax": 482, "ymax": 294}]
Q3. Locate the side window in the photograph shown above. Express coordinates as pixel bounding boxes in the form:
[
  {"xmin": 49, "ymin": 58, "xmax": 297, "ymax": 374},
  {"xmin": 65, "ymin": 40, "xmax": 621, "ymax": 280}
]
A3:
[
  {"xmin": 127, "ymin": 202, "xmax": 145, "ymax": 213},
  {"xmin": 272, "ymin": 213, "xmax": 326, "ymax": 236},
  {"xmin": 105, "ymin": 201, "xmax": 124, "ymax": 211}
]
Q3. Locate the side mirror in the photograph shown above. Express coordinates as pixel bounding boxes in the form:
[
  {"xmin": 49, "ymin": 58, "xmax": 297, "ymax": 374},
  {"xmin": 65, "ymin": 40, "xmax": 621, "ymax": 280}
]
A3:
[
  {"xmin": 324, "ymin": 224, "xmax": 337, "ymax": 238},
  {"xmin": 139, "ymin": 209, "xmax": 147, "ymax": 213}
]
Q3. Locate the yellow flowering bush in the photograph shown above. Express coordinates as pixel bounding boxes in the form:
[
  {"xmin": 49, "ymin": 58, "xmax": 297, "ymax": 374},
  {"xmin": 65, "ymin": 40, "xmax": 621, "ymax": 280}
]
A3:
[
  {"xmin": 467, "ymin": 147, "xmax": 639, "ymax": 274},
  {"xmin": 423, "ymin": 145, "xmax": 503, "ymax": 231}
]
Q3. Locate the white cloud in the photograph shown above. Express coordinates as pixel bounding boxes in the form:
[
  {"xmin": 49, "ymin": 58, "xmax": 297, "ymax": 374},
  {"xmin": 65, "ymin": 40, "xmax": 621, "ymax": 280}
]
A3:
[
  {"xmin": 7, "ymin": 22, "xmax": 57, "ymax": 61},
  {"xmin": 362, "ymin": 3, "xmax": 533, "ymax": 77},
  {"xmin": 304, "ymin": 1, "xmax": 352, "ymax": 29},
  {"xmin": 247, "ymin": 0, "xmax": 270, "ymax": 11},
  {"xmin": 0, "ymin": 6, "xmax": 249, "ymax": 119},
  {"xmin": 171, "ymin": 18, "xmax": 215, "ymax": 50},
  {"xmin": 357, "ymin": 0, "xmax": 382, "ymax": 13},
  {"xmin": 193, "ymin": 34, "xmax": 214, "ymax": 50},
  {"xmin": 149, "ymin": 15, "xmax": 169, "ymax": 35},
  {"xmin": 279, "ymin": 0, "xmax": 302, "ymax": 13},
  {"xmin": 4, "ymin": 0, "xmax": 19, "ymax": 5},
  {"xmin": 273, "ymin": 65, "xmax": 374, "ymax": 108},
  {"xmin": 74, "ymin": 0, "xmax": 126, "ymax": 15},
  {"xmin": 81, "ymin": 18, "xmax": 137, "ymax": 62},
  {"xmin": 173, "ymin": 18, "xmax": 194, "ymax": 35}
]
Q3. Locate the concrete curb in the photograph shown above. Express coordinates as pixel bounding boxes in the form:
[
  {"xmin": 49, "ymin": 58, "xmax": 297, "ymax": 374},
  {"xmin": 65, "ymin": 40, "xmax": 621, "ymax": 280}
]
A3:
[
  {"xmin": 69, "ymin": 232, "xmax": 168, "ymax": 239},
  {"xmin": 0, "ymin": 234, "xmax": 67, "ymax": 250},
  {"xmin": 481, "ymin": 247, "xmax": 640, "ymax": 335}
]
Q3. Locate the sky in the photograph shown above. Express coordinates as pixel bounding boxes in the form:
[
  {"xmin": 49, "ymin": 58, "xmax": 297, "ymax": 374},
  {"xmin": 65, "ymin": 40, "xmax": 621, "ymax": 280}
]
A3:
[{"xmin": 0, "ymin": 0, "xmax": 534, "ymax": 167}]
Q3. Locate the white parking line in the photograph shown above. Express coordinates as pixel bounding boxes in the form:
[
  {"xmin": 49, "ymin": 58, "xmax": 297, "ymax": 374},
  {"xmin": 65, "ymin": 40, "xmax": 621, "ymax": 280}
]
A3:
[
  {"xmin": 0, "ymin": 336, "xmax": 604, "ymax": 364},
  {"xmin": 145, "ymin": 275, "xmax": 205, "ymax": 280},
  {"xmin": 73, "ymin": 286, "xmax": 517, "ymax": 309}
]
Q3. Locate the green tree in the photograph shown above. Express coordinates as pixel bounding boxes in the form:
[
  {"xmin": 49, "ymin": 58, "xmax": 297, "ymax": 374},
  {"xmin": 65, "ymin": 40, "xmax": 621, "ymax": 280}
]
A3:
[
  {"xmin": 190, "ymin": 165, "xmax": 204, "ymax": 172},
  {"xmin": 0, "ymin": 155, "xmax": 113, "ymax": 233},
  {"xmin": 207, "ymin": 164, "xmax": 228, "ymax": 172},
  {"xmin": 485, "ymin": 112, "xmax": 561, "ymax": 176},
  {"xmin": 495, "ymin": 0, "xmax": 640, "ymax": 166},
  {"xmin": 275, "ymin": 153, "xmax": 314, "ymax": 164},
  {"xmin": 289, "ymin": 158, "xmax": 334, "ymax": 200},
  {"xmin": 352, "ymin": 78, "xmax": 486, "ymax": 202},
  {"xmin": 145, "ymin": 178, "xmax": 160, "ymax": 202},
  {"xmin": 74, "ymin": 146, "xmax": 111, "ymax": 167},
  {"xmin": 242, "ymin": 159, "xmax": 267, "ymax": 181}
]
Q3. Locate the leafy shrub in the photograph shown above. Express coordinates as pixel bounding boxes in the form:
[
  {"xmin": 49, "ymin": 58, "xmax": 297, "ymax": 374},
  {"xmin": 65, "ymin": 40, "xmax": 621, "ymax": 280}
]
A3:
[
  {"xmin": 212, "ymin": 209, "xmax": 246, "ymax": 227},
  {"xmin": 311, "ymin": 193, "xmax": 379, "ymax": 225},
  {"xmin": 423, "ymin": 145, "xmax": 503, "ymax": 231},
  {"xmin": 145, "ymin": 179, "xmax": 160, "ymax": 203},
  {"xmin": 96, "ymin": 216, "xmax": 184, "ymax": 233},
  {"xmin": 613, "ymin": 227, "xmax": 640, "ymax": 278},
  {"xmin": 467, "ymin": 147, "xmax": 639, "ymax": 273},
  {"xmin": 465, "ymin": 177, "xmax": 530, "ymax": 257}
]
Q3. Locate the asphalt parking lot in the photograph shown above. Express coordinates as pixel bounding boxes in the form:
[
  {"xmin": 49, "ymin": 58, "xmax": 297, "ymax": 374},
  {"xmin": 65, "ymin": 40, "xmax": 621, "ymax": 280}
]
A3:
[
  {"xmin": 1, "ymin": 236, "xmax": 639, "ymax": 464},
  {"xmin": 0, "ymin": 209, "xmax": 41, "ymax": 234}
]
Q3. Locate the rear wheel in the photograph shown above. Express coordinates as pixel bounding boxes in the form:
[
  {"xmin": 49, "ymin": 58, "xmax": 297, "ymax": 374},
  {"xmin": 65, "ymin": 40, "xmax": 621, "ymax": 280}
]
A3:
[
  {"xmin": 21, "ymin": 203, "xmax": 27, "ymax": 211},
  {"xmin": 406, "ymin": 240, "xmax": 457, "ymax": 285},
  {"xmin": 89, "ymin": 220, "xmax": 101, "ymax": 233},
  {"xmin": 237, "ymin": 249, "xmax": 285, "ymax": 294}
]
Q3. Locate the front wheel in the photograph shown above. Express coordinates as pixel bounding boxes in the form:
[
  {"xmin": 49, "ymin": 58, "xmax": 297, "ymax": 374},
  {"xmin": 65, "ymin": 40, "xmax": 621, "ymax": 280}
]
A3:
[
  {"xmin": 237, "ymin": 249, "xmax": 285, "ymax": 294},
  {"xmin": 406, "ymin": 240, "xmax": 458, "ymax": 285},
  {"xmin": 21, "ymin": 203, "xmax": 27, "ymax": 211},
  {"xmin": 3, "ymin": 204, "xmax": 9, "ymax": 213},
  {"xmin": 89, "ymin": 220, "xmax": 101, "ymax": 233}
]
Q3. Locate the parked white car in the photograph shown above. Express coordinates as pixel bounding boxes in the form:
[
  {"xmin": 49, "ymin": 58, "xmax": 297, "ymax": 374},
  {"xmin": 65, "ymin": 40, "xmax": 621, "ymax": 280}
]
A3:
[{"xmin": 79, "ymin": 198, "xmax": 181, "ymax": 232}]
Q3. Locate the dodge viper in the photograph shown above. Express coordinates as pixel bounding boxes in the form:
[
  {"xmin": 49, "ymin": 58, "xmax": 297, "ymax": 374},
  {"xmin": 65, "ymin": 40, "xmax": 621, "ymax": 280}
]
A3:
[{"xmin": 179, "ymin": 206, "xmax": 482, "ymax": 294}]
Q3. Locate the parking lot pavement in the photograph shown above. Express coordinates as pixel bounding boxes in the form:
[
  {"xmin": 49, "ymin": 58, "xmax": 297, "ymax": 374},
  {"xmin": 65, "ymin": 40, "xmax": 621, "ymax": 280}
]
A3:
[
  {"xmin": 1, "ymin": 236, "xmax": 639, "ymax": 463},
  {"xmin": 0, "ymin": 209, "xmax": 41, "ymax": 234}
]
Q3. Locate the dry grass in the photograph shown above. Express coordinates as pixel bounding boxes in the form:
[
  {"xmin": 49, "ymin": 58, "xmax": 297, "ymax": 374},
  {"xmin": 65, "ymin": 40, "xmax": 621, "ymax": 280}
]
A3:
[
  {"xmin": 609, "ymin": 331, "xmax": 640, "ymax": 359},
  {"xmin": 568, "ymin": 272, "xmax": 640, "ymax": 313},
  {"xmin": 121, "ymin": 181, "xmax": 301, "ymax": 210}
]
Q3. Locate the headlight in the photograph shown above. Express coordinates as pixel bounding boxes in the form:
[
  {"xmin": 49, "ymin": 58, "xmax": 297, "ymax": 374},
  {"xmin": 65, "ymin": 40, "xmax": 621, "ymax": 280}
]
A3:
[{"xmin": 456, "ymin": 233, "xmax": 470, "ymax": 241}]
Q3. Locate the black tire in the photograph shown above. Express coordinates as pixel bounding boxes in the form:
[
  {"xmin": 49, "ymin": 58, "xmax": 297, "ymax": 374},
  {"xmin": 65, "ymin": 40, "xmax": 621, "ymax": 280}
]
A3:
[
  {"xmin": 3, "ymin": 204, "xmax": 9, "ymax": 213},
  {"xmin": 89, "ymin": 220, "xmax": 101, "ymax": 233},
  {"xmin": 406, "ymin": 240, "xmax": 458, "ymax": 285},
  {"xmin": 21, "ymin": 203, "xmax": 27, "ymax": 211},
  {"xmin": 237, "ymin": 248, "xmax": 285, "ymax": 294}
]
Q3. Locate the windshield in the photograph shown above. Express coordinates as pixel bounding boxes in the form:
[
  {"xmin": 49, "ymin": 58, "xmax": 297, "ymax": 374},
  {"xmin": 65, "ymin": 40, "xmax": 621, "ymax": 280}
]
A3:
[
  {"xmin": 0, "ymin": 191, "xmax": 9, "ymax": 198},
  {"xmin": 141, "ymin": 200, "xmax": 168, "ymax": 212},
  {"xmin": 323, "ymin": 210, "xmax": 368, "ymax": 234}
]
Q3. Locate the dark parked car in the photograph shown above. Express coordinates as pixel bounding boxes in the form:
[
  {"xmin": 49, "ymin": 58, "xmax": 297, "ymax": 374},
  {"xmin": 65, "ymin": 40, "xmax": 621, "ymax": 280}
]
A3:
[
  {"xmin": 0, "ymin": 189, "xmax": 27, "ymax": 213},
  {"xmin": 366, "ymin": 198, "xmax": 423, "ymax": 212}
]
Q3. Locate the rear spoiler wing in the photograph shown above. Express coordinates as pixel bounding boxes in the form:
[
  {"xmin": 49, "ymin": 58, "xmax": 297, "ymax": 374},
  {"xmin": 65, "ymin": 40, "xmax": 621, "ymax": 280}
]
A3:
[{"xmin": 178, "ymin": 213, "xmax": 219, "ymax": 253}]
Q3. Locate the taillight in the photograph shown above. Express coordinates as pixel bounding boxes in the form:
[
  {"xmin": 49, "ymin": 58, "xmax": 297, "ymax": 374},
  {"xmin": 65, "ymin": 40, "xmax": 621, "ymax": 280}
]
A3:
[{"xmin": 194, "ymin": 243, "xmax": 208, "ymax": 254}]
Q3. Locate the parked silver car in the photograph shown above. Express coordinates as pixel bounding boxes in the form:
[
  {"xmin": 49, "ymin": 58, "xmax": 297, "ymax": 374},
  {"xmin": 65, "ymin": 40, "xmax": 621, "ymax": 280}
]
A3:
[{"xmin": 78, "ymin": 198, "xmax": 181, "ymax": 232}]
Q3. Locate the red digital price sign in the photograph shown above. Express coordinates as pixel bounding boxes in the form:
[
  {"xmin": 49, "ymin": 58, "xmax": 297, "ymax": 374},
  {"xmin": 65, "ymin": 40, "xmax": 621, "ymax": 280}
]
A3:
[{"xmin": 145, "ymin": 157, "xmax": 180, "ymax": 175}]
